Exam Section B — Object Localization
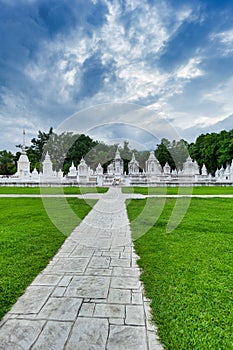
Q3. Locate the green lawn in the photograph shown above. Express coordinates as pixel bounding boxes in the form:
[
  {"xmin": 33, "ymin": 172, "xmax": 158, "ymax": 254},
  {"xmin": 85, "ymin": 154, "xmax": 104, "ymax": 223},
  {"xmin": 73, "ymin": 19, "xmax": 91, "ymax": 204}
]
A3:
[
  {"xmin": 122, "ymin": 186, "xmax": 233, "ymax": 195},
  {"xmin": 0, "ymin": 197, "xmax": 96, "ymax": 320},
  {"xmin": 0, "ymin": 186, "xmax": 108, "ymax": 194},
  {"xmin": 127, "ymin": 197, "xmax": 233, "ymax": 350}
]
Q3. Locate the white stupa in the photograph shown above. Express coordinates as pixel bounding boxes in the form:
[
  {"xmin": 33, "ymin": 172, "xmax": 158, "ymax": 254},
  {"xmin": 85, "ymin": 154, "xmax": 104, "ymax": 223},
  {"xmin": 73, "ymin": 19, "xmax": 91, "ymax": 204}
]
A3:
[
  {"xmin": 145, "ymin": 151, "xmax": 161, "ymax": 175},
  {"xmin": 16, "ymin": 130, "xmax": 30, "ymax": 179}
]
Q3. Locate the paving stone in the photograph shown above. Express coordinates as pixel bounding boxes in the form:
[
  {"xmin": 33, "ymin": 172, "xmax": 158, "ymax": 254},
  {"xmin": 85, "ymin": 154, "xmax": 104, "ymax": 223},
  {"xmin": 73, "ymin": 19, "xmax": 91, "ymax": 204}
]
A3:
[
  {"xmin": 58, "ymin": 275, "xmax": 73, "ymax": 287},
  {"xmin": 55, "ymin": 252, "xmax": 70, "ymax": 258},
  {"xmin": 125, "ymin": 305, "xmax": 145, "ymax": 326},
  {"xmin": 32, "ymin": 321, "xmax": 72, "ymax": 350},
  {"xmin": 85, "ymin": 268, "xmax": 112, "ymax": 276},
  {"xmin": 79, "ymin": 303, "xmax": 95, "ymax": 317},
  {"xmin": 110, "ymin": 258, "xmax": 130, "ymax": 267},
  {"xmin": 112, "ymin": 267, "xmax": 140, "ymax": 277},
  {"xmin": 70, "ymin": 247, "xmax": 94, "ymax": 257},
  {"xmin": 37, "ymin": 297, "xmax": 82, "ymax": 321},
  {"xmin": 93, "ymin": 251, "xmax": 102, "ymax": 256},
  {"xmin": 110, "ymin": 247, "xmax": 124, "ymax": 252},
  {"xmin": 123, "ymin": 246, "xmax": 132, "ymax": 253},
  {"xmin": 14, "ymin": 314, "xmax": 37, "ymax": 320},
  {"xmin": 65, "ymin": 276, "xmax": 110, "ymax": 298},
  {"xmin": 88, "ymin": 256, "xmax": 111, "ymax": 269},
  {"xmin": 90, "ymin": 298, "xmax": 107, "ymax": 303},
  {"xmin": 0, "ymin": 319, "xmax": 45, "ymax": 350},
  {"xmin": 102, "ymin": 251, "xmax": 120, "ymax": 258},
  {"xmin": 147, "ymin": 330, "xmax": 164, "ymax": 350},
  {"xmin": 132, "ymin": 291, "xmax": 143, "ymax": 305},
  {"xmin": 58, "ymin": 244, "xmax": 76, "ymax": 254},
  {"xmin": 9, "ymin": 286, "xmax": 54, "ymax": 314},
  {"xmin": 51, "ymin": 286, "xmax": 65, "ymax": 297},
  {"xmin": 120, "ymin": 252, "xmax": 131, "ymax": 259},
  {"xmin": 107, "ymin": 325, "xmax": 147, "ymax": 350},
  {"xmin": 51, "ymin": 257, "xmax": 89, "ymax": 273},
  {"xmin": 111, "ymin": 276, "xmax": 140, "ymax": 290},
  {"xmin": 94, "ymin": 303, "xmax": 125, "ymax": 318},
  {"xmin": 109, "ymin": 318, "xmax": 125, "ymax": 325},
  {"xmin": 31, "ymin": 274, "xmax": 62, "ymax": 286},
  {"xmin": 108, "ymin": 288, "xmax": 131, "ymax": 304},
  {"xmin": 144, "ymin": 301, "xmax": 155, "ymax": 332},
  {"xmin": 66, "ymin": 317, "xmax": 108, "ymax": 350}
]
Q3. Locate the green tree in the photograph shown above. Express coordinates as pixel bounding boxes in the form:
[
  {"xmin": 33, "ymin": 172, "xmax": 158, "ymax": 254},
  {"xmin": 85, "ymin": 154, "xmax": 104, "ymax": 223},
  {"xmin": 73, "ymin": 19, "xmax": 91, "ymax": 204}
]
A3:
[
  {"xmin": 155, "ymin": 138, "xmax": 175, "ymax": 169},
  {"xmin": 0, "ymin": 150, "xmax": 16, "ymax": 175},
  {"xmin": 26, "ymin": 127, "xmax": 54, "ymax": 170}
]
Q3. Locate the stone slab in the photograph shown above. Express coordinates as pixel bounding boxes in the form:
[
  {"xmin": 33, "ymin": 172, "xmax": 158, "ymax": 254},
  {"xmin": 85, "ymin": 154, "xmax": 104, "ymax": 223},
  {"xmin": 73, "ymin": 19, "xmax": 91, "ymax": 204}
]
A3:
[
  {"xmin": 9, "ymin": 286, "xmax": 54, "ymax": 314},
  {"xmin": 0, "ymin": 319, "xmax": 45, "ymax": 350},
  {"xmin": 50, "ymin": 257, "xmax": 89, "ymax": 273},
  {"xmin": 66, "ymin": 317, "xmax": 108, "ymax": 350},
  {"xmin": 32, "ymin": 321, "xmax": 72, "ymax": 350},
  {"xmin": 108, "ymin": 288, "xmax": 131, "ymax": 304},
  {"xmin": 65, "ymin": 276, "xmax": 110, "ymax": 298},
  {"xmin": 94, "ymin": 303, "xmax": 125, "ymax": 318},
  {"xmin": 31, "ymin": 274, "xmax": 62, "ymax": 286},
  {"xmin": 107, "ymin": 325, "xmax": 147, "ymax": 350},
  {"xmin": 79, "ymin": 303, "xmax": 95, "ymax": 317},
  {"xmin": 111, "ymin": 276, "xmax": 140, "ymax": 290},
  {"xmin": 37, "ymin": 297, "xmax": 82, "ymax": 321},
  {"xmin": 88, "ymin": 256, "xmax": 111, "ymax": 269},
  {"xmin": 125, "ymin": 305, "xmax": 145, "ymax": 326}
]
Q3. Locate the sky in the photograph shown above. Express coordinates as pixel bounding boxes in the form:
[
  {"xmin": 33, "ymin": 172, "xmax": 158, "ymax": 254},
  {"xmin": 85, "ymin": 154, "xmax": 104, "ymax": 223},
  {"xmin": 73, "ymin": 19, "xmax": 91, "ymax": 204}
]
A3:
[{"xmin": 1, "ymin": 0, "xmax": 233, "ymax": 151}]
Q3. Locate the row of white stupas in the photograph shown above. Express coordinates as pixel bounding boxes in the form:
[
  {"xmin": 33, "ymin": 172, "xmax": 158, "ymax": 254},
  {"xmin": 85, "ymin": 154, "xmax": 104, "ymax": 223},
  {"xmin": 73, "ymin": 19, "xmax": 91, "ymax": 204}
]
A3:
[{"xmin": 1, "ymin": 144, "xmax": 233, "ymax": 185}]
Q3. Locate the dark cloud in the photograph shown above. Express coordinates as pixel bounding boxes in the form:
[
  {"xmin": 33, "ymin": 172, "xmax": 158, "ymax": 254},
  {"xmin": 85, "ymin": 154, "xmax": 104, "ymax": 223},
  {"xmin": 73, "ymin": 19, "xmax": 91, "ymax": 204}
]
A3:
[{"xmin": 1, "ymin": 0, "xmax": 233, "ymax": 150}]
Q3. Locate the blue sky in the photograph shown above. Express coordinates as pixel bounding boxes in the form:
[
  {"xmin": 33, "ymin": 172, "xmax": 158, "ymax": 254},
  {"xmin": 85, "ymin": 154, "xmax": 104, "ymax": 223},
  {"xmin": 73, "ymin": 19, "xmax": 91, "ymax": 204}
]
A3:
[{"xmin": 1, "ymin": 0, "xmax": 233, "ymax": 150}]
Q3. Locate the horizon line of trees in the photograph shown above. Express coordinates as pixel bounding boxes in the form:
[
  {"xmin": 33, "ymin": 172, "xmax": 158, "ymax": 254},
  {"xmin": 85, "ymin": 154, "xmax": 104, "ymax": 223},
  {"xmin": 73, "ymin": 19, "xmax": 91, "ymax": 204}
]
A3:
[{"xmin": 0, "ymin": 128, "xmax": 233, "ymax": 176}]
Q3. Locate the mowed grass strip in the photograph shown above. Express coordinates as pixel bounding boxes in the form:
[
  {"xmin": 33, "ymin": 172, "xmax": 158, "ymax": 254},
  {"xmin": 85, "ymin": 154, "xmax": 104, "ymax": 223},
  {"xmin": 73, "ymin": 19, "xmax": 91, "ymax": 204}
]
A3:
[
  {"xmin": 122, "ymin": 186, "xmax": 233, "ymax": 195},
  {"xmin": 0, "ymin": 197, "xmax": 95, "ymax": 320},
  {"xmin": 127, "ymin": 197, "xmax": 233, "ymax": 350},
  {"xmin": 0, "ymin": 186, "xmax": 108, "ymax": 194}
]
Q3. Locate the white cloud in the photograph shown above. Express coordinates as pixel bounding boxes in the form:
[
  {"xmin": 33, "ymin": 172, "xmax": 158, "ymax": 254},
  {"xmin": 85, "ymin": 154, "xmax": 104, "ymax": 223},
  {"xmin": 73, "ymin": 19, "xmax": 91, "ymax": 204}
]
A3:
[
  {"xmin": 210, "ymin": 28, "xmax": 233, "ymax": 55},
  {"xmin": 1, "ymin": 0, "xmax": 206, "ymax": 149},
  {"xmin": 211, "ymin": 28, "xmax": 233, "ymax": 45},
  {"xmin": 176, "ymin": 57, "xmax": 204, "ymax": 79}
]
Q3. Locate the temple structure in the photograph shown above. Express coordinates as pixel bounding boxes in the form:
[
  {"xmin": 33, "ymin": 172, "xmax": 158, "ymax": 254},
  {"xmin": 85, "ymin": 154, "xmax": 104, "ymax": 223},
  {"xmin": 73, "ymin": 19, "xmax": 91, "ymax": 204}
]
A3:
[{"xmin": 1, "ymin": 138, "xmax": 233, "ymax": 185}]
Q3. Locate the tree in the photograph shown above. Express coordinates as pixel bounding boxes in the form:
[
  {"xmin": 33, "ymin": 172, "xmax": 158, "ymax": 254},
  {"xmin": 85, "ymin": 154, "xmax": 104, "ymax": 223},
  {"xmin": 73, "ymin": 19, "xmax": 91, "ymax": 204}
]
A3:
[
  {"xmin": 0, "ymin": 150, "xmax": 16, "ymax": 175},
  {"xmin": 27, "ymin": 127, "xmax": 54, "ymax": 170},
  {"xmin": 155, "ymin": 138, "xmax": 175, "ymax": 169}
]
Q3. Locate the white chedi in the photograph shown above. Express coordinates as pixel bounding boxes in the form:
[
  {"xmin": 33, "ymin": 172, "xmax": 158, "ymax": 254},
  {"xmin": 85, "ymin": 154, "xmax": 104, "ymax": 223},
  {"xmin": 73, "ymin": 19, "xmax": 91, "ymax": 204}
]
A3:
[
  {"xmin": 201, "ymin": 164, "xmax": 208, "ymax": 176},
  {"xmin": 42, "ymin": 152, "xmax": 54, "ymax": 178},
  {"xmin": 16, "ymin": 147, "xmax": 30, "ymax": 179},
  {"xmin": 67, "ymin": 161, "xmax": 77, "ymax": 177},
  {"xmin": 145, "ymin": 151, "xmax": 161, "ymax": 175},
  {"xmin": 128, "ymin": 153, "xmax": 140, "ymax": 175}
]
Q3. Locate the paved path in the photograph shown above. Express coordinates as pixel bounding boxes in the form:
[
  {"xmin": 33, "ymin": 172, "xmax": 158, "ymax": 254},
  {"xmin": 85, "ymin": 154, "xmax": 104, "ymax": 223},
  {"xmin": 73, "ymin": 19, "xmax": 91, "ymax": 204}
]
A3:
[{"xmin": 0, "ymin": 187, "xmax": 163, "ymax": 350}]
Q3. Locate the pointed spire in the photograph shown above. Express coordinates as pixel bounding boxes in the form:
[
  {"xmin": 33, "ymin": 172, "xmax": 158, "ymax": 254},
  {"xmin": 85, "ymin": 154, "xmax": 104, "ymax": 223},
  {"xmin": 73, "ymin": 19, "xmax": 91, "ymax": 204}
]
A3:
[
  {"xmin": 22, "ymin": 129, "xmax": 26, "ymax": 154},
  {"xmin": 115, "ymin": 145, "xmax": 121, "ymax": 159}
]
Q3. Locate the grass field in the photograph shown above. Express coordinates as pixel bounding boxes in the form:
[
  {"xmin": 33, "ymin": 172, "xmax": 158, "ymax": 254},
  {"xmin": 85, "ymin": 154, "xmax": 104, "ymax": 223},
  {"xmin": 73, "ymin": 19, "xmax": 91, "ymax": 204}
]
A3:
[
  {"xmin": 127, "ymin": 197, "xmax": 233, "ymax": 350},
  {"xmin": 0, "ymin": 197, "xmax": 96, "ymax": 320},
  {"xmin": 122, "ymin": 186, "xmax": 233, "ymax": 195},
  {"xmin": 0, "ymin": 186, "xmax": 108, "ymax": 194}
]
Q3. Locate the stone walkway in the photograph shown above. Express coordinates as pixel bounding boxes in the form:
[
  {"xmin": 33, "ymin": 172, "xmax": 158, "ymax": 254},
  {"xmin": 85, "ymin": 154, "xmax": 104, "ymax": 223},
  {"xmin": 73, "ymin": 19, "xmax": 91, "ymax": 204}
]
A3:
[{"xmin": 0, "ymin": 187, "xmax": 163, "ymax": 350}]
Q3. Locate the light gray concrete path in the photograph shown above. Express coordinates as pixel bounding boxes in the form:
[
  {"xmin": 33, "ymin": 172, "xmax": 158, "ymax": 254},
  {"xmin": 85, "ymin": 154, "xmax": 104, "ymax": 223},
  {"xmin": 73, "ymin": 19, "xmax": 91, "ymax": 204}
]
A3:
[
  {"xmin": 1, "ymin": 193, "xmax": 233, "ymax": 198},
  {"xmin": 0, "ymin": 187, "xmax": 163, "ymax": 350}
]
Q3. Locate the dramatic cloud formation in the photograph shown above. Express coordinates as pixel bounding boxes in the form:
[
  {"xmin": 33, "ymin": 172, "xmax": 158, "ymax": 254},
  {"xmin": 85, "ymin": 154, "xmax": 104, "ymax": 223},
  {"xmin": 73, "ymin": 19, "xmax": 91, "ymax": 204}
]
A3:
[{"xmin": 0, "ymin": 0, "xmax": 233, "ymax": 150}]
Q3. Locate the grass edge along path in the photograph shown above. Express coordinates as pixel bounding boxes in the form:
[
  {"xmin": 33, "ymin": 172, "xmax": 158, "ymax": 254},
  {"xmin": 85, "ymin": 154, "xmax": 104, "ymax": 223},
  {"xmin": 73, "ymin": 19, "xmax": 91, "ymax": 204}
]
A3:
[
  {"xmin": 0, "ymin": 186, "xmax": 108, "ymax": 194},
  {"xmin": 127, "ymin": 197, "xmax": 233, "ymax": 350},
  {"xmin": 122, "ymin": 186, "xmax": 233, "ymax": 195},
  {"xmin": 0, "ymin": 197, "xmax": 96, "ymax": 320}
]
